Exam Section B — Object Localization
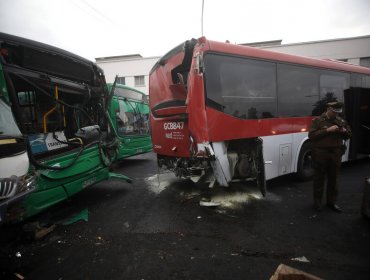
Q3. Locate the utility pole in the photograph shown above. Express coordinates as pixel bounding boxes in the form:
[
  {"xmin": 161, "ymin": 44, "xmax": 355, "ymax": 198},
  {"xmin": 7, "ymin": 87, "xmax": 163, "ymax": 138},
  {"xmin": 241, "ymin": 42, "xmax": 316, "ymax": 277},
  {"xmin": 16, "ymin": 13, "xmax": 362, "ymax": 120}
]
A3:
[{"xmin": 201, "ymin": 0, "xmax": 204, "ymax": 36}]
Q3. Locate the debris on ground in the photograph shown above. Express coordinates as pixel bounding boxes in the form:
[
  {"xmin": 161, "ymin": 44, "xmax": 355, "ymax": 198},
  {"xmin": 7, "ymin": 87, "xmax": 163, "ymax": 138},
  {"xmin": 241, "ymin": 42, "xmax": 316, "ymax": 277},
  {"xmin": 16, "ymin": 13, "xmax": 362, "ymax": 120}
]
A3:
[
  {"xmin": 23, "ymin": 222, "xmax": 56, "ymax": 240},
  {"xmin": 199, "ymin": 200, "xmax": 221, "ymax": 207},
  {"xmin": 270, "ymin": 263, "xmax": 322, "ymax": 280},
  {"xmin": 290, "ymin": 256, "xmax": 310, "ymax": 263},
  {"xmin": 14, "ymin": 273, "xmax": 24, "ymax": 280}
]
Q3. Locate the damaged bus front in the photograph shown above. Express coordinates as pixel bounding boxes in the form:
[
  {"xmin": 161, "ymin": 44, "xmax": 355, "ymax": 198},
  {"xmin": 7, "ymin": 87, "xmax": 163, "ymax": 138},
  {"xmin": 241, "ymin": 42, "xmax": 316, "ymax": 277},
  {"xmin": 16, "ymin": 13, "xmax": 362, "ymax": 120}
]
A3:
[
  {"xmin": 107, "ymin": 83, "xmax": 152, "ymax": 160},
  {"xmin": 0, "ymin": 33, "xmax": 130, "ymax": 222},
  {"xmin": 0, "ymin": 91, "xmax": 35, "ymax": 223}
]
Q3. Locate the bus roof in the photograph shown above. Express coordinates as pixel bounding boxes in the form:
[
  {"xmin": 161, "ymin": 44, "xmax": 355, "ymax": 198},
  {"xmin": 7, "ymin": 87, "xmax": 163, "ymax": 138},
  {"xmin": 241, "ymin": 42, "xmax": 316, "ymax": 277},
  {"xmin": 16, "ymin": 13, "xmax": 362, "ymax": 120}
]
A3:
[
  {"xmin": 204, "ymin": 38, "xmax": 370, "ymax": 75},
  {"xmin": 0, "ymin": 32, "xmax": 94, "ymax": 65},
  {"xmin": 107, "ymin": 83, "xmax": 148, "ymax": 102},
  {"xmin": 151, "ymin": 37, "xmax": 370, "ymax": 76},
  {"xmin": 0, "ymin": 32, "xmax": 103, "ymax": 84}
]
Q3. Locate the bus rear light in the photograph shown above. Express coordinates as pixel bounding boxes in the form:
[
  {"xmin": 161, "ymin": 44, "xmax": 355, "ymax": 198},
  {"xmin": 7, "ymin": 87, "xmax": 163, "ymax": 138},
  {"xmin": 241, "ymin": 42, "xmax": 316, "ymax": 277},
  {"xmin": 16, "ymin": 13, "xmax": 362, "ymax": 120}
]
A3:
[
  {"xmin": 172, "ymin": 146, "xmax": 177, "ymax": 152},
  {"xmin": 301, "ymin": 128, "xmax": 307, "ymax": 132}
]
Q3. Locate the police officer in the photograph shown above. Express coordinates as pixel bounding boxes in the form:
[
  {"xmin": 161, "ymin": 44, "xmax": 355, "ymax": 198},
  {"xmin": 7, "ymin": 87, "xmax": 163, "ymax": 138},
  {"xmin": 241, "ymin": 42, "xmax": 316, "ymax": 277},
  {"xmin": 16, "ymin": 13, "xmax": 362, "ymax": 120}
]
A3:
[{"xmin": 308, "ymin": 102, "xmax": 352, "ymax": 212}]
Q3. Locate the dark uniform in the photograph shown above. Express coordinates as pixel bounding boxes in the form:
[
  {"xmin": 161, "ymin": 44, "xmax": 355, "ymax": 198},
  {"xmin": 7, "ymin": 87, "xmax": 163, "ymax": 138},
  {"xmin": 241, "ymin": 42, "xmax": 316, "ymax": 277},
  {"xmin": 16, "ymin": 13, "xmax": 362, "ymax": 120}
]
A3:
[{"xmin": 308, "ymin": 102, "xmax": 351, "ymax": 211}]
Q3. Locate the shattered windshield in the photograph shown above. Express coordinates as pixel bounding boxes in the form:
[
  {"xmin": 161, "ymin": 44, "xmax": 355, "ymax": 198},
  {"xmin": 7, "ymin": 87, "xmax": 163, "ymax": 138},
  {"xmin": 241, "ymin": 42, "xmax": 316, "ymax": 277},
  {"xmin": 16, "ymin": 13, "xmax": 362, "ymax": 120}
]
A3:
[{"xmin": 0, "ymin": 98, "xmax": 22, "ymax": 137}]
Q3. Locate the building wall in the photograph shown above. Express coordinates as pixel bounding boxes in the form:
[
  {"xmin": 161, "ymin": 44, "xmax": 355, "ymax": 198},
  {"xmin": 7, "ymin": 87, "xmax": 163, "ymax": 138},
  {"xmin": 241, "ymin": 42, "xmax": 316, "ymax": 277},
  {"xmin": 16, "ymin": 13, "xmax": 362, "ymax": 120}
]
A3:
[
  {"xmin": 260, "ymin": 35, "xmax": 370, "ymax": 67},
  {"xmin": 96, "ymin": 56, "xmax": 159, "ymax": 94}
]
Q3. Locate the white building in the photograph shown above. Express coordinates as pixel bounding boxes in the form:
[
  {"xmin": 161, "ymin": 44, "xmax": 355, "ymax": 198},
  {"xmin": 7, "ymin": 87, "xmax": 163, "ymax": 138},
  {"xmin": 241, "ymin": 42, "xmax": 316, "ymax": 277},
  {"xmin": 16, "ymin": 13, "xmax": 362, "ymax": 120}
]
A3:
[
  {"xmin": 242, "ymin": 35, "xmax": 370, "ymax": 67},
  {"xmin": 96, "ymin": 35, "xmax": 370, "ymax": 94},
  {"xmin": 95, "ymin": 54, "xmax": 160, "ymax": 94}
]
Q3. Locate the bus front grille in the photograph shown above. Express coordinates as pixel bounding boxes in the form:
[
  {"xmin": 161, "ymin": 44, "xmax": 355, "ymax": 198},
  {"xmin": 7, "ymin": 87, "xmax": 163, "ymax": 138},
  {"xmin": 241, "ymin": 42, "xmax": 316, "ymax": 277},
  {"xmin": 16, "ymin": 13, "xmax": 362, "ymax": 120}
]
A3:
[{"xmin": 0, "ymin": 176, "xmax": 19, "ymax": 200}]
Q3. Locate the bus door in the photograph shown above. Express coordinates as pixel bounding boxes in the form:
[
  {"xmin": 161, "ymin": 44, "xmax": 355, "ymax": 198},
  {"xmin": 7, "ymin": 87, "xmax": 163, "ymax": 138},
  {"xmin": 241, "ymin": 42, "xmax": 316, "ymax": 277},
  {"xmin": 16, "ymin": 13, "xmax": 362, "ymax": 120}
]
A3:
[{"xmin": 345, "ymin": 75, "xmax": 370, "ymax": 159}]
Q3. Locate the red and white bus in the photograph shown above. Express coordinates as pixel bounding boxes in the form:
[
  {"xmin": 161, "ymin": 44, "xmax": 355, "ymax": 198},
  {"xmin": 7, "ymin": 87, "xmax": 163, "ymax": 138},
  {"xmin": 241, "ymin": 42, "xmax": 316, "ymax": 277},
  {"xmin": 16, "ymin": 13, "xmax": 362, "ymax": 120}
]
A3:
[{"xmin": 149, "ymin": 37, "xmax": 370, "ymax": 195}]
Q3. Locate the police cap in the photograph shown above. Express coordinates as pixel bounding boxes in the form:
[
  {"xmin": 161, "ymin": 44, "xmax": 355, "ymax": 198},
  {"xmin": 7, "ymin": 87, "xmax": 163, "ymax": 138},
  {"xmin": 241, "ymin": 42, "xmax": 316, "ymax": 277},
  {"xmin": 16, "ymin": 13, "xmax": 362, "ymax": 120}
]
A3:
[{"xmin": 327, "ymin": 101, "xmax": 343, "ymax": 113}]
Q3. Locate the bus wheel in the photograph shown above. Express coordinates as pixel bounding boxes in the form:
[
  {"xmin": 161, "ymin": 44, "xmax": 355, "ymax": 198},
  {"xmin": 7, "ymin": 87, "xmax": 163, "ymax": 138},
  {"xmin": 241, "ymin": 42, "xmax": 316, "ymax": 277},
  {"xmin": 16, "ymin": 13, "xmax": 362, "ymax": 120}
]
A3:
[{"xmin": 296, "ymin": 142, "xmax": 314, "ymax": 181}]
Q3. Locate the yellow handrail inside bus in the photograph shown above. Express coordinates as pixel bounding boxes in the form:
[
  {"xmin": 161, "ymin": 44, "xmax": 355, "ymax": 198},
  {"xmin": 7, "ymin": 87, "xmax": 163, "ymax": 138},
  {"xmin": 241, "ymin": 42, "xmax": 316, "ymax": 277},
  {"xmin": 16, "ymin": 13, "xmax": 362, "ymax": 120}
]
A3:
[
  {"xmin": 62, "ymin": 99, "xmax": 66, "ymax": 128},
  {"xmin": 43, "ymin": 85, "xmax": 59, "ymax": 133}
]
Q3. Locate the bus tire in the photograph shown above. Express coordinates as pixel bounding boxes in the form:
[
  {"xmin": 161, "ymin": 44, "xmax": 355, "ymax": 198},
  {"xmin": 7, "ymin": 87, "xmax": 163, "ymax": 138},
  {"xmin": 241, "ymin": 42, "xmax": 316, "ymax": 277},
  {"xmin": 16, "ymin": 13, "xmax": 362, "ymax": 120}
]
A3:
[{"xmin": 296, "ymin": 142, "xmax": 314, "ymax": 181}]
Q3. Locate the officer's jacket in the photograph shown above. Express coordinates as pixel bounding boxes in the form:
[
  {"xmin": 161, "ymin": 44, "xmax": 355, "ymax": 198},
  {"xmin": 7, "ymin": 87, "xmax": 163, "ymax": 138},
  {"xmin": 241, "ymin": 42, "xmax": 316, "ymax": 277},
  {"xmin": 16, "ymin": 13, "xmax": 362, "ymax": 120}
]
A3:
[{"xmin": 308, "ymin": 113, "xmax": 352, "ymax": 148}]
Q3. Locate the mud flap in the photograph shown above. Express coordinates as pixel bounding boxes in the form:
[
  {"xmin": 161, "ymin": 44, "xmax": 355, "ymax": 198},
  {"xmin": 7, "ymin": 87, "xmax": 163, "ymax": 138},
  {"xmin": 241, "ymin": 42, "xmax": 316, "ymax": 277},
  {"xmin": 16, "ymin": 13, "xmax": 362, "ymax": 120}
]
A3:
[
  {"xmin": 210, "ymin": 142, "xmax": 231, "ymax": 187},
  {"xmin": 256, "ymin": 138, "xmax": 267, "ymax": 197}
]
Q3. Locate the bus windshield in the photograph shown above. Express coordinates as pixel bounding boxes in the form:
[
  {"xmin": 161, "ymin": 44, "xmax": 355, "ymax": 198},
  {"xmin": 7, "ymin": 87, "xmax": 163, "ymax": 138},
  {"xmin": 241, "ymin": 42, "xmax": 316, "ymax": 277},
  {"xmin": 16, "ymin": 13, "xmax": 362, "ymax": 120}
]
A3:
[
  {"xmin": 107, "ymin": 83, "xmax": 152, "ymax": 160},
  {"xmin": 108, "ymin": 83, "xmax": 150, "ymax": 137}
]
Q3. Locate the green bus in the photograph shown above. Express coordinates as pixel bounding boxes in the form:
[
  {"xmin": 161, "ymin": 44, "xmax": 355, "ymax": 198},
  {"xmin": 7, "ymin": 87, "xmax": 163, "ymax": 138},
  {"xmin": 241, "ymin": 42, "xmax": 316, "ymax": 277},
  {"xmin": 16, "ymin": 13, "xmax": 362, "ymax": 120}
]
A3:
[
  {"xmin": 0, "ymin": 33, "xmax": 130, "ymax": 222},
  {"xmin": 107, "ymin": 83, "xmax": 152, "ymax": 160}
]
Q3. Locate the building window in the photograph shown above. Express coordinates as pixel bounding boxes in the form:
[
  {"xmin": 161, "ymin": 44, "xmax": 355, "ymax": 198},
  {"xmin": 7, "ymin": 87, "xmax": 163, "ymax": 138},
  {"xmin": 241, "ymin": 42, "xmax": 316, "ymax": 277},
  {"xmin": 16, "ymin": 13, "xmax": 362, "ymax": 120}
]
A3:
[
  {"xmin": 116, "ymin": 77, "xmax": 125, "ymax": 85},
  {"xmin": 360, "ymin": 57, "xmax": 370, "ymax": 68},
  {"xmin": 134, "ymin": 75, "xmax": 145, "ymax": 87}
]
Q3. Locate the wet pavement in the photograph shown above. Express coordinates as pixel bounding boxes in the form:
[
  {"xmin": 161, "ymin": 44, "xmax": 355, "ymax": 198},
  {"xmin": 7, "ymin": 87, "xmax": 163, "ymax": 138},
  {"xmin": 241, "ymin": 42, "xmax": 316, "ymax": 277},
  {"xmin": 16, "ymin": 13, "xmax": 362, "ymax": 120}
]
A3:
[{"xmin": 1, "ymin": 152, "xmax": 370, "ymax": 280}]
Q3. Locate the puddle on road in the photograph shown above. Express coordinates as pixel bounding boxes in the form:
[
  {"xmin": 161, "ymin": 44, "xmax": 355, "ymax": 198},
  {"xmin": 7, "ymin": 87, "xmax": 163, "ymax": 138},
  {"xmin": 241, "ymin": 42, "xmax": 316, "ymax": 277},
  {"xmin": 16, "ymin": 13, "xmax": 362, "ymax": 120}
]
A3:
[
  {"xmin": 145, "ymin": 173, "xmax": 178, "ymax": 195},
  {"xmin": 145, "ymin": 173, "xmax": 202, "ymax": 198},
  {"xmin": 207, "ymin": 191, "xmax": 262, "ymax": 209},
  {"xmin": 145, "ymin": 173, "xmax": 282, "ymax": 210},
  {"xmin": 205, "ymin": 190, "xmax": 282, "ymax": 210}
]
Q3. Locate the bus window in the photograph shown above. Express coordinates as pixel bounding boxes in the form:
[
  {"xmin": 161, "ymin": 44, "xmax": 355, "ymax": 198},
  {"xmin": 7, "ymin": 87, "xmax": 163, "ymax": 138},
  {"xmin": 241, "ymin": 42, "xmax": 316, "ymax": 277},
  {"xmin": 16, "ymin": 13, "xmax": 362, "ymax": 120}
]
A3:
[
  {"xmin": 319, "ymin": 71, "xmax": 349, "ymax": 103},
  {"xmin": 351, "ymin": 73, "xmax": 363, "ymax": 87},
  {"xmin": 18, "ymin": 91, "xmax": 36, "ymax": 106},
  {"xmin": 17, "ymin": 91, "xmax": 38, "ymax": 134},
  {"xmin": 364, "ymin": 75, "xmax": 370, "ymax": 88},
  {"xmin": 204, "ymin": 53, "xmax": 277, "ymax": 119},
  {"xmin": 277, "ymin": 64, "xmax": 319, "ymax": 117}
]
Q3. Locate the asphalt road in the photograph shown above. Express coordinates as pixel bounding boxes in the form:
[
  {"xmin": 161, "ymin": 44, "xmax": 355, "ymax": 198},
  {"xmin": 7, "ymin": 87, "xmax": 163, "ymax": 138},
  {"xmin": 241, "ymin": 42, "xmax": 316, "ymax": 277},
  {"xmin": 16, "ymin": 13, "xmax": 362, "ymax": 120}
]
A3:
[{"xmin": 1, "ymin": 152, "xmax": 370, "ymax": 280}]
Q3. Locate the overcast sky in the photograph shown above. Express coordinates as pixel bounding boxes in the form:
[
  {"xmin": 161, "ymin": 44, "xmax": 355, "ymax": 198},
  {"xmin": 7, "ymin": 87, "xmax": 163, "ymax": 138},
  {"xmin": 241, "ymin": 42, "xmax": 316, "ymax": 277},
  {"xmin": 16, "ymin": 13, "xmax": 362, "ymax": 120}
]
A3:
[{"xmin": 1, "ymin": 0, "xmax": 369, "ymax": 61}]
